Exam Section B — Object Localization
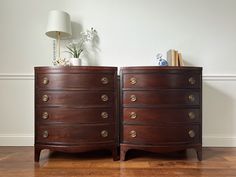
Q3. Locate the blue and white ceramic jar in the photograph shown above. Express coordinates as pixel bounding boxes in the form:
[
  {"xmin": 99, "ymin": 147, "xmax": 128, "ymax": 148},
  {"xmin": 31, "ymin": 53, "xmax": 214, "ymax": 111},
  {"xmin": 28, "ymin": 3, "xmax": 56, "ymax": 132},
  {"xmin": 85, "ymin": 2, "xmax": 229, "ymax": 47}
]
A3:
[{"xmin": 156, "ymin": 53, "xmax": 168, "ymax": 66}]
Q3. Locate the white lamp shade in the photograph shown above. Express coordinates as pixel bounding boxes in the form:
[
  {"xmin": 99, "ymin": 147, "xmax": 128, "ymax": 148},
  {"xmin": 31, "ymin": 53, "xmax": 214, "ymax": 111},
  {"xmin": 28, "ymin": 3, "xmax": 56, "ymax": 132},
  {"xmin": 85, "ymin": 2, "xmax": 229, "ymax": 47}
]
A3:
[{"xmin": 46, "ymin": 10, "xmax": 72, "ymax": 39}]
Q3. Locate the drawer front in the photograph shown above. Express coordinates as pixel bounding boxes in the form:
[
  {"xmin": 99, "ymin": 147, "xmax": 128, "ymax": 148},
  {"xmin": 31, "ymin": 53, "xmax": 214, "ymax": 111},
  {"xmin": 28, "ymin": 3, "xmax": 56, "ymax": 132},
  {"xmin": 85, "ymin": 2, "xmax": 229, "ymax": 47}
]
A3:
[
  {"xmin": 36, "ymin": 108, "xmax": 115, "ymax": 124},
  {"xmin": 123, "ymin": 73, "xmax": 201, "ymax": 89},
  {"xmin": 123, "ymin": 90, "xmax": 200, "ymax": 106},
  {"xmin": 36, "ymin": 124, "xmax": 115, "ymax": 144},
  {"xmin": 123, "ymin": 108, "xmax": 200, "ymax": 124},
  {"xmin": 36, "ymin": 91, "xmax": 114, "ymax": 106},
  {"xmin": 123, "ymin": 125, "xmax": 200, "ymax": 145},
  {"xmin": 36, "ymin": 73, "xmax": 114, "ymax": 89}
]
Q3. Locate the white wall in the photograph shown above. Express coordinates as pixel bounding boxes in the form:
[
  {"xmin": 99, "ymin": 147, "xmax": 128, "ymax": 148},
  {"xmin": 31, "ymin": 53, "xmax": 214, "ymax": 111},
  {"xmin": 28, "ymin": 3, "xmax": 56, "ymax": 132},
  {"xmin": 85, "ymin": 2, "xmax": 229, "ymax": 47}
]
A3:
[{"xmin": 0, "ymin": 0, "xmax": 236, "ymax": 146}]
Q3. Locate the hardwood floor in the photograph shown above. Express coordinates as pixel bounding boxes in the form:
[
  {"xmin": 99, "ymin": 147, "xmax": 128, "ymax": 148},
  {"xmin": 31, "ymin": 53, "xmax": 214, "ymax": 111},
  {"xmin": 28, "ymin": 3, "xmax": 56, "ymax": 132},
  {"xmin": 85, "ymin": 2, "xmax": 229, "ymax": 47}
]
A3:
[{"xmin": 0, "ymin": 147, "xmax": 236, "ymax": 177}]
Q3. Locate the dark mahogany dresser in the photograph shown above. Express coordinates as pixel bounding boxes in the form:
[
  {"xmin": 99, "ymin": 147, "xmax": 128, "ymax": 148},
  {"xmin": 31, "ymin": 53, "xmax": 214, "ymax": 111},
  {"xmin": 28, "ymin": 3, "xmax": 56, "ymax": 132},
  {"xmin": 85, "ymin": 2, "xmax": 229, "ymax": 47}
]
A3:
[
  {"xmin": 34, "ymin": 66, "xmax": 118, "ymax": 161},
  {"xmin": 120, "ymin": 66, "xmax": 202, "ymax": 161}
]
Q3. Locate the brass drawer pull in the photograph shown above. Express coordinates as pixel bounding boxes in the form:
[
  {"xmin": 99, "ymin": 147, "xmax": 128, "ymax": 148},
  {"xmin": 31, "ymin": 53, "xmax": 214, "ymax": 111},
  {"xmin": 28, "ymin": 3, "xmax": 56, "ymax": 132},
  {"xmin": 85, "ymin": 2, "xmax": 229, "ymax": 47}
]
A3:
[
  {"xmin": 130, "ymin": 95, "xmax": 137, "ymax": 102},
  {"xmin": 129, "ymin": 112, "xmax": 137, "ymax": 119},
  {"xmin": 101, "ymin": 112, "xmax": 109, "ymax": 119},
  {"xmin": 130, "ymin": 130, "xmax": 137, "ymax": 138},
  {"xmin": 101, "ymin": 77, "xmax": 109, "ymax": 85},
  {"xmin": 130, "ymin": 77, "xmax": 137, "ymax": 85},
  {"xmin": 188, "ymin": 94, "xmax": 195, "ymax": 102},
  {"xmin": 101, "ymin": 94, "xmax": 109, "ymax": 102},
  {"xmin": 188, "ymin": 130, "xmax": 195, "ymax": 138},
  {"xmin": 101, "ymin": 130, "xmax": 108, "ymax": 138},
  {"xmin": 188, "ymin": 77, "xmax": 196, "ymax": 85},
  {"xmin": 42, "ymin": 95, "xmax": 49, "ymax": 102},
  {"xmin": 42, "ymin": 77, "xmax": 49, "ymax": 85},
  {"xmin": 188, "ymin": 112, "xmax": 196, "ymax": 120},
  {"xmin": 42, "ymin": 112, "xmax": 49, "ymax": 119},
  {"xmin": 43, "ymin": 130, "xmax": 49, "ymax": 138}
]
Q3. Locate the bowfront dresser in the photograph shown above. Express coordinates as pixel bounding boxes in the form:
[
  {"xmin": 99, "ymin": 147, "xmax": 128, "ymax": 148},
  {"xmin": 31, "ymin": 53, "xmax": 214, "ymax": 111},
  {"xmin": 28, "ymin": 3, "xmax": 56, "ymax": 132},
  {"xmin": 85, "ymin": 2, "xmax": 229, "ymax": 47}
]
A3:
[
  {"xmin": 120, "ymin": 66, "xmax": 202, "ymax": 161},
  {"xmin": 34, "ymin": 66, "xmax": 118, "ymax": 161}
]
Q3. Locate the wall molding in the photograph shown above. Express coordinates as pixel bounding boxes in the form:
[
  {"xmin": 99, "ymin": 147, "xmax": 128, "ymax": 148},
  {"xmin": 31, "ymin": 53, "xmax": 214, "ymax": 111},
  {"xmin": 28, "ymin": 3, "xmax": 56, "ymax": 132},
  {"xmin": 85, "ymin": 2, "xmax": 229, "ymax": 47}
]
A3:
[
  {"xmin": 0, "ymin": 74, "xmax": 34, "ymax": 80},
  {"xmin": 203, "ymin": 136, "xmax": 236, "ymax": 147},
  {"xmin": 203, "ymin": 74, "xmax": 236, "ymax": 81},
  {"xmin": 0, "ymin": 134, "xmax": 34, "ymax": 146},
  {"xmin": 1, "ymin": 73, "xmax": 236, "ymax": 81}
]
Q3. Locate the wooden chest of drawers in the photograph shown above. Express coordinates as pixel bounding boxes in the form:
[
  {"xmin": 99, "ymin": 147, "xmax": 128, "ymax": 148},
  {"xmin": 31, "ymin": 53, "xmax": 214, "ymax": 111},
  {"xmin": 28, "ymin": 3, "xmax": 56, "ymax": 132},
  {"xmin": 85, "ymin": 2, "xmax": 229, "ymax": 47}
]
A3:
[
  {"xmin": 120, "ymin": 66, "xmax": 202, "ymax": 161},
  {"xmin": 34, "ymin": 66, "xmax": 118, "ymax": 161}
]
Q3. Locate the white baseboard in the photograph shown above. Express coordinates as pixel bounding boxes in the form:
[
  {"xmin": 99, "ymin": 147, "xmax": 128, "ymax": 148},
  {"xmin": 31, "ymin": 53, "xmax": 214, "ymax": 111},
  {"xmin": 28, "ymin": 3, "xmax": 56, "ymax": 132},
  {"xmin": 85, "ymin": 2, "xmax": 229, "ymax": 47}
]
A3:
[
  {"xmin": 0, "ymin": 134, "xmax": 34, "ymax": 146},
  {"xmin": 0, "ymin": 134, "xmax": 235, "ymax": 147},
  {"xmin": 203, "ymin": 136, "xmax": 236, "ymax": 147}
]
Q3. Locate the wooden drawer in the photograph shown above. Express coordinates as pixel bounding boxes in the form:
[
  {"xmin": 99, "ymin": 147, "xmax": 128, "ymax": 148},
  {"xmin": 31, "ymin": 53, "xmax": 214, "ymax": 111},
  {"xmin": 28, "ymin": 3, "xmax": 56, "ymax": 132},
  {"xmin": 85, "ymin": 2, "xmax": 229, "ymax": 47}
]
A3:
[
  {"xmin": 123, "ymin": 125, "xmax": 200, "ymax": 145},
  {"xmin": 36, "ymin": 108, "xmax": 114, "ymax": 124},
  {"xmin": 123, "ymin": 73, "xmax": 201, "ymax": 89},
  {"xmin": 36, "ymin": 91, "xmax": 114, "ymax": 107},
  {"xmin": 123, "ymin": 90, "xmax": 200, "ymax": 106},
  {"xmin": 123, "ymin": 108, "xmax": 200, "ymax": 124},
  {"xmin": 36, "ymin": 73, "xmax": 114, "ymax": 90},
  {"xmin": 36, "ymin": 124, "xmax": 115, "ymax": 144}
]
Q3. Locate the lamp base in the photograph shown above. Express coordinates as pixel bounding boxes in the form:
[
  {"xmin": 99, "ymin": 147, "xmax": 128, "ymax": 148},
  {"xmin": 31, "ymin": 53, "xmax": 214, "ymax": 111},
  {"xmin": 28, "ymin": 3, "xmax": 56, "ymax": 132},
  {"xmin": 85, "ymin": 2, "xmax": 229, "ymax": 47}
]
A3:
[{"xmin": 53, "ymin": 58, "xmax": 70, "ymax": 66}]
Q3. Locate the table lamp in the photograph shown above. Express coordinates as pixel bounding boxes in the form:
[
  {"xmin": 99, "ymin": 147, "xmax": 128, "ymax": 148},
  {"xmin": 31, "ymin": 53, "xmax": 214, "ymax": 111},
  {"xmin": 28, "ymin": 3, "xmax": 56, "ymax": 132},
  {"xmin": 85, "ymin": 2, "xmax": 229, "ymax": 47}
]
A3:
[{"xmin": 46, "ymin": 10, "xmax": 72, "ymax": 65}]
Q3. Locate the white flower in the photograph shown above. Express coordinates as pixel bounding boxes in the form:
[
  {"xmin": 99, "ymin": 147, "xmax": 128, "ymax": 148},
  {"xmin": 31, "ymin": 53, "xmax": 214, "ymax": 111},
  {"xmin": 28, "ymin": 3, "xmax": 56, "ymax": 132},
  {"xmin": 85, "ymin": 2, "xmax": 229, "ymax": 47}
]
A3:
[{"xmin": 65, "ymin": 28, "xmax": 97, "ymax": 58}]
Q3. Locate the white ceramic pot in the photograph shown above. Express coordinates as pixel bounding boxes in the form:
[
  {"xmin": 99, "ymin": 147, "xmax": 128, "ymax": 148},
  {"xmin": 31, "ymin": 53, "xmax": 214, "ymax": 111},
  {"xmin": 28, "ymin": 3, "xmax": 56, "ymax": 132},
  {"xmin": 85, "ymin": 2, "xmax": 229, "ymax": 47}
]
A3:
[{"xmin": 70, "ymin": 58, "xmax": 81, "ymax": 66}]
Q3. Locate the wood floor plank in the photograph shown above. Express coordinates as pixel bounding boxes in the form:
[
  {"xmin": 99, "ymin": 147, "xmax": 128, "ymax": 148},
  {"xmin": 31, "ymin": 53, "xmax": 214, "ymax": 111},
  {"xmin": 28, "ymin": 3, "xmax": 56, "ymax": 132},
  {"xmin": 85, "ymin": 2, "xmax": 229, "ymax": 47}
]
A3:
[{"xmin": 0, "ymin": 147, "xmax": 236, "ymax": 177}]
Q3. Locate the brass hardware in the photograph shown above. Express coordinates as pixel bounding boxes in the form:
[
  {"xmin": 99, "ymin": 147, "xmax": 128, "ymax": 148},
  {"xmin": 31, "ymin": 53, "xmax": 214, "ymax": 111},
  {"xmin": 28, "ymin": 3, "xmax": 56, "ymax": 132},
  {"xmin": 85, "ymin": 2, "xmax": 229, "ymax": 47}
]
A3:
[
  {"xmin": 101, "ymin": 112, "xmax": 109, "ymax": 119},
  {"xmin": 130, "ymin": 95, "xmax": 137, "ymax": 102},
  {"xmin": 42, "ymin": 77, "xmax": 49, "ymax": 85},
  {"xmin": 42, "ymin": 112, "xmax": 49, "ymax": 119},
  {"xmin": 188, "ymin": 94, "xmax": 195, "ymax": 102},
  {"xmin": 101, "ymin": 130, "xmax": 108, "ymax": 137},
  {"xmin": 188, "ymin": 130, "xmax": 195, "ymax": 138},
  {"xmin": 188, "ymin": 77, "xmax": 196, "ymax": 85},
  {"xmin": 130, "ymin": 130, "xmax": 137, "ymax": 138},
  {"xmin": 101, "ymin": 94, "xmax": 109, "ymax": 102},
  {"xmin": 42, "ymin": 95, "xmax": 49, "ymax": 102},
  {"xmin": 129, "ymin": 112, "xmax": 137, "ymax": 119},
  {"xmin": 101, "ymin": 77, "xmax": 109, "ymax": 84},
  {"xmin": 188, "ymin": 112, "xmax": 196, "ymax": 120},
  {"xmin": 130, "ymin": 77, "xmax": 137, "ymax": 85},
  {"xmin": 43, "ymin": 130, "xmax": 49, "ymax": 138}
]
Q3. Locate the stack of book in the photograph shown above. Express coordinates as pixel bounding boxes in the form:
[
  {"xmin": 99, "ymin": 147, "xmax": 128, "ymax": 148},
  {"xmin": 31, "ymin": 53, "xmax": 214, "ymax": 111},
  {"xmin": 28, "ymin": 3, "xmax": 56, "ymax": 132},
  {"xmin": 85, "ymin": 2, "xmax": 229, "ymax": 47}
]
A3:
[{"xmin": 167, "ymin": 49, "xmax": 184, "ymax": 66}]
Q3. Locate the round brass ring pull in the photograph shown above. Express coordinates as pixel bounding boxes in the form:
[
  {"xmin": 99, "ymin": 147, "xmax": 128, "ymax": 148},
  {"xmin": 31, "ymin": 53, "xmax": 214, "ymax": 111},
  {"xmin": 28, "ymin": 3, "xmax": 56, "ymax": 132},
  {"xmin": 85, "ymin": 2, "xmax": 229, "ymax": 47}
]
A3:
[
  {"xmin": 42, "ymin": 112, "xmax": 49, "ymax": 119},
  {"xmin": 42, "ymin": 95, "xmax": 49, "ymax": 102},
  {"xmin": 101, "ymin": 77, "xmax": 109, "ymax": 84},
  {"xmin": 101, "ymin": 94, "xmax": 109, "ymax": 102},
  {"xmin": 188, "ymin": 130, "xmax": 195, "ymax": 138},
  {"xmin": 188, "ymin": 77, "xmax": 196, "ymax": 85},
  {"xmin": 130, "ymin": 77, "xmax": 137, "ymax": 85},
  {"xmin": 43, "ymin": 130, "xmax": 49, "ymax": 138},
  {"xmin": 188, "ymin": 112, "xmax": 195, "ymax": 120},
  {"xmin": 130, "ymin": 95, "xmax": 137, "ymax": 102},
  {"xmin": 188, "ymin": 94, "xmax": 195, "ymax": 102},
  {"xmin": 101, "ymin": 130, "xmax": 108, "ymax": 138},
  {"xmin": 101, "ymin": 112, "xmax": 109, "ymax": 119},
  {"xmin": 129, "ymin": 112, "xmax": 137, "ymax": 119},
  {"xmin": 42, "ymin": 77, "xmax": 49, "ymax": 85},
  {"xmin": 130, "ymin": 130, "xmax": 137, "ymax": 138}
]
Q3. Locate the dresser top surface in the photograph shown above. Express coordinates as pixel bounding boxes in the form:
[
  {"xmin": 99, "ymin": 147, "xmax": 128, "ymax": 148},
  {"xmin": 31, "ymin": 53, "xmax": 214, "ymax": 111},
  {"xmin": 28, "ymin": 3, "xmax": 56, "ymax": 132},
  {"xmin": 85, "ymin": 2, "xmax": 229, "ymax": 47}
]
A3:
[
  {"xmin": 35, "ymin": 66, "xmax": 117, "ymax": 73},
  {"xmin": 121, "ymin": 66, "xmax": 202, "ymax": 70},
  {"xmin": 120, "ymin": 66, "xmax": 202, "ymax": 73}
]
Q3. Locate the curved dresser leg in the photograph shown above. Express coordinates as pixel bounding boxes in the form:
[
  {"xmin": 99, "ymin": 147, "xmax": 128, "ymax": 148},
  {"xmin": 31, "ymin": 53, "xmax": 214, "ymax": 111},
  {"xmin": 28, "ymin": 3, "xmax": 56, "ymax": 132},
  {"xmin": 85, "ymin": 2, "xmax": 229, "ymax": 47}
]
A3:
[
  {"xmin": 112, "ymin": 146, "xmax": 119, "ymax": 161},
  {"xmin": 196, "ymin": 147, "xmax": 202, "ymax": 161},
  {"xmin": 120, "ymin": 146, "xmax": 127, "ymax": 161},
  {"xmin": 34, "ymin": 147, "xmax": 41, "ymax": 162}
]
